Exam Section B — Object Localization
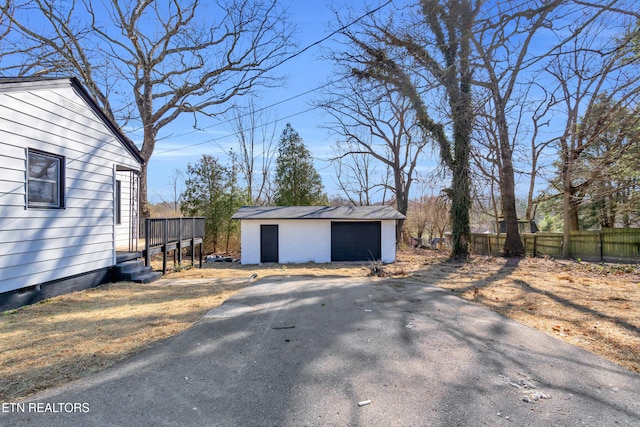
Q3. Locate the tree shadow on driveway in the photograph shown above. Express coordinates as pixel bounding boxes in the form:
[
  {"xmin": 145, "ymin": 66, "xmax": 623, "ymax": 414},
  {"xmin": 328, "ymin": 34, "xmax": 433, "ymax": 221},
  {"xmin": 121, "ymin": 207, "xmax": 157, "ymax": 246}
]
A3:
[{"xmin": 5, "ymin": 275, "xmax": 640, "ymax": 427}]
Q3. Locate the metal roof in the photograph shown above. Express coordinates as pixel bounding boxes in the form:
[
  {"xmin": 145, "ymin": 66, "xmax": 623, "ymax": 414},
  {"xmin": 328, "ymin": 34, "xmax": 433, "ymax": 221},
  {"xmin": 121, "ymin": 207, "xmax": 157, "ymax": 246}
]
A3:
[{"xmin": 232, "ymin": 206, "xmax": 406, "ymax": 220}]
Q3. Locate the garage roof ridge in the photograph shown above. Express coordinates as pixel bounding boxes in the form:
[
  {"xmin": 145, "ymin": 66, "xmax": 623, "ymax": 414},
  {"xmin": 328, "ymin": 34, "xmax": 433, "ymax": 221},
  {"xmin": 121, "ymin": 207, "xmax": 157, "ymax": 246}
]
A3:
[{"xmin": 232, "ymin": 205, "xmax": 406, "ymax": 220}]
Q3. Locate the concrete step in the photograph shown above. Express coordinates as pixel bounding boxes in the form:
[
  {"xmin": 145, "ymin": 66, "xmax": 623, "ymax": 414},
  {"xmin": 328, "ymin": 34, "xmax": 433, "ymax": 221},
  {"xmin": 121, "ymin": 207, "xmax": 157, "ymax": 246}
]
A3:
[
  {"xmin": 131, "ymin": 271, "xmax": 163, "ymax": 284},
  {"xmin": 116, "ymin": 252, "xmax": 142, "ymax": 264},
  {"xmin": 113, "ymin": 260, "xmax": 161, "ymax": 283},
  {"xmin": 113, "ymin": 260, "xmax": 145, "ymax": 274}
]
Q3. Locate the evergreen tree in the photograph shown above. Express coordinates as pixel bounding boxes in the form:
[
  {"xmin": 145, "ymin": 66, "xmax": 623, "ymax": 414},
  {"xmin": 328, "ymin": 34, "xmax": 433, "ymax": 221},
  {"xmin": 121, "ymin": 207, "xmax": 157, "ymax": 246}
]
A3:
[
  {"xmin": 571, "ymin": 99, "xmax": 640, "ymax": 228},
  {"xmin": 274, "ymin": 124, "xmax": 327, "ymax": 206},
  {"xmin": 180, "ymin": 155, "xmax": 246, "ymax": 252}
]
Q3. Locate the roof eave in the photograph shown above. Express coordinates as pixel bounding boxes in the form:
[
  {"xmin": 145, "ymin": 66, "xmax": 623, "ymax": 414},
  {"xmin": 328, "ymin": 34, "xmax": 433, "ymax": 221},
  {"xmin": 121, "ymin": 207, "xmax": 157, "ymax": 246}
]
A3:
[{"xmin": 68, "ymin": 77, "xmax": 145, "ymax": 165}]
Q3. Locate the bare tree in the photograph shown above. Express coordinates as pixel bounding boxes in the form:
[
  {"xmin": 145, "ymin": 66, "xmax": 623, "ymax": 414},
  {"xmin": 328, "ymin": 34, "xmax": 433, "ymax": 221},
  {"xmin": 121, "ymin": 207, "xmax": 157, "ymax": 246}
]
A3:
[
  {"xmin": 227, "ymin": 99, "xmax": 278, "ymax": 205},
  {"xmin": 469, "ymin": 1, "xmax": 555, "ymax": 255},
  {"xmin": 0, "ymin": 4, "xmax": 9, "ymax": 44},
  {"xmin": 546, "ymin": 20, "xmax": 640, "ymax": 256},
  {"xmin": 470, "ymin": 0, "xmax": 591, "ymax": 256},
  {"xmin": 470, "ymin": 134, "xmax": 503, "ymax": 234},
  {"xmin": 0, "ymin": 1, "xmax": 63, "ymax": 76},
  {"xmin": 471, "ymin": 82, "xmax": 555, "ymax": 230},
  {"xmin": 339, "ymin": 0, "xmax": 476, "ymax": 259},
  {"xmin": 430, "ymin": 194, "xmax": 451, "ymax": 249},
  {"xmin": 407, "ymin": 198, "xmax": 429, "ymax": 243},
  {"xmin": 1, "ymin": 0, "xmax": 293, "ymax": 217},
  {"xmin": 469, "ymin": 0, "xmax": 636, "ymax": 255},
  {"xmin": 522, "ymin": 85, "xmax": 557, "ymax": 222},
  {"xmin": 321, "ymin": 77, "xmax": 429, "ymax": 240},
  {"xmin": 330, "ymin": 137, "xmax": 388, "ymax": 206},
  {"xmin": 406, "ymin": 189, "xmax": 450, "ymax": 249},
  {"xmin": 170, "ymin": 169, "xmax": 184, "ymax": 213}
]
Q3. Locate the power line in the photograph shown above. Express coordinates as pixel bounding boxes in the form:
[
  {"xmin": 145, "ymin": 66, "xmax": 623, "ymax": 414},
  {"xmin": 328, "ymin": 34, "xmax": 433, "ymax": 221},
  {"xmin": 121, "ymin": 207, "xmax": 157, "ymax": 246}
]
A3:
[
  {"xmin": 271, "ymin": 0, "xmax": 393, "ymax": 69},
  {"xmin": 161, "ymin": 77, "xmax": 346, "ymax": 142},
  {"xmin": 153, "ymin": 0, "xmax": 393, "ymax": 147},
  {"xmin": 157, "ymin": 105, "xmax": 322, "ymax": 155},
  {"xmin": 156, "ymin": 0, "xmax": 577, "ymax": 155}
]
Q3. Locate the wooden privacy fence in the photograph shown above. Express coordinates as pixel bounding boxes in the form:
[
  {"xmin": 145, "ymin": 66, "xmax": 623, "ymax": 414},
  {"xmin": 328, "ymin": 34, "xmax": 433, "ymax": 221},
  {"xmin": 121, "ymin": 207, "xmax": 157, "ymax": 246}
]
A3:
[
  {"xmin": 471, "ymin": 228, "xmax": 640, "ymax": 262},
  {"xmin": 144, "ymin": 217, "xmax": 206, "ymax": 274}
]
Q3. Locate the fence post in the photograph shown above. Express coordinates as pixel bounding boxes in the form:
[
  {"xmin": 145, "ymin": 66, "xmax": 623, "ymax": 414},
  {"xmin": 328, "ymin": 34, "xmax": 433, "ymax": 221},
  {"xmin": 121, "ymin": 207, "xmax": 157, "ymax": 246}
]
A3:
[{"xmin": 599, "ymin": 231, "xmax": 604, "ymax": 262}]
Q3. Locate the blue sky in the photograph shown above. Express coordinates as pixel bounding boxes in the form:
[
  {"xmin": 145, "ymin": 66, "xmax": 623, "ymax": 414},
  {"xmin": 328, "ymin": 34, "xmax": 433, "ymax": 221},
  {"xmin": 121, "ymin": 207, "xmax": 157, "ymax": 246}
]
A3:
[
  {"xmin": 145, "ymin": 0, "xmax": 380, "ymax": 205},
  {"xmin": 4, "ymin": 0, "xmax": 632, "ymax": 209},
  {"xmin": 138, "ymin": 0, "xmax": 631, "ymax": 207}
]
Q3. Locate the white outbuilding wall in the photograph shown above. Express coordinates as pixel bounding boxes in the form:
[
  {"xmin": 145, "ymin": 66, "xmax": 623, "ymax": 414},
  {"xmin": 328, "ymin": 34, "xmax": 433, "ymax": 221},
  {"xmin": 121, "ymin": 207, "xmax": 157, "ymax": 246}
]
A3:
[
  {"xmin": 239, "ymin": 219, "xmax": 398, "ymax": 264},
  {"xmin": 240, "ymin": 219, "xmax": 330, "ymax": 264},
  {"xmin": 380, "ymin": 219, "xmax": 397, "ymax": 263}
]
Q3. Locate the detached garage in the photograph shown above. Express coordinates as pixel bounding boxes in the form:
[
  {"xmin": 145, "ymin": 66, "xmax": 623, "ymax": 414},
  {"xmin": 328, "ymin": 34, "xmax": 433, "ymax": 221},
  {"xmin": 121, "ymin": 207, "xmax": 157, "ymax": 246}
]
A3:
[{"xmin": 232, "ymin": 206, "xmax": 405, "ymax": 264}]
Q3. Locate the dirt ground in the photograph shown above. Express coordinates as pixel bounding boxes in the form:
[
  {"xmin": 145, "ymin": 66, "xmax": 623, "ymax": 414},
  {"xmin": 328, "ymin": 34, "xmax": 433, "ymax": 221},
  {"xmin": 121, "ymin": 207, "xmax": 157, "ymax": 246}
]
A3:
[
  {"xmin": 394, "ymin": 250, "xmax": 640, "ymax": 374},
  {"xmin": 1, "ymin": 249, "xmax": 638, "ymax": 402},
  {"xmin": 172, "ymin": 249, "xmax": 640, "ymax": 373}
]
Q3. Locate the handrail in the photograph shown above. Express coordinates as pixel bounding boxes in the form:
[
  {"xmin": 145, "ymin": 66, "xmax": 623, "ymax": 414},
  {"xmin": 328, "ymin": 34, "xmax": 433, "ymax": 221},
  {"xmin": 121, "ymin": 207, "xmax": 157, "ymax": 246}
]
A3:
[
  {"xmin": 145, "ymin": 217, "xmax": 206, "ymax": 249},
  {"xmin": 144, "ymin": 217, "xmax": 206, "ymax": 273}
]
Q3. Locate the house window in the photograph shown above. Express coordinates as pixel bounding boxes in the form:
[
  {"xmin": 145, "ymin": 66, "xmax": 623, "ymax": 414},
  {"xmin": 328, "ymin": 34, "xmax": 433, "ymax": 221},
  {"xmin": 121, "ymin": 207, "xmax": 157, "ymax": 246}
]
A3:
[
  {"xmin": 115, "ymin": 180, "xmax": 122, "ymax": 224},
  {"xmin": 27, "ymin": 149, "xmax": 65, "ymax": 208}
]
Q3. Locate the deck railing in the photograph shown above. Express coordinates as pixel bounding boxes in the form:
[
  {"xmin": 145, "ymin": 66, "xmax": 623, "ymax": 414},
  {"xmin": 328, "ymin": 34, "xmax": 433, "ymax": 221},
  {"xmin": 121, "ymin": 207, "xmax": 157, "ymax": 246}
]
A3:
[{"xmin": 144, "ymin": 217, "xmax": 206, "ymax": 274}]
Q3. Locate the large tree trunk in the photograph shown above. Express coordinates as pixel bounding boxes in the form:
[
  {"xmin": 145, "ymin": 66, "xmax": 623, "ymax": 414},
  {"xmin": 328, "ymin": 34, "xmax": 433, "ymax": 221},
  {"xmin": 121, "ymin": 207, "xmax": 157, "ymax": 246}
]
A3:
[
  {"xmin": 495, "ymin": 103, "xmax": 524, "ymax": 257},
  {"xmin": 562, "ymin": 189, "xmax": 572, "ymax": 258},
  {"xmin": 139, "ymin": 162, "xmax": 150, "ymax": 219},
  {"xmin": 525, "ymin": 152, "xmax": 537, "ymax": 221},
  {"xmin": 138, "ymin": 80, "xmax": 155, "ymax": 219},
  {"xmin": 394, "ymin": 169, "xmax": 409, "ymax": 246},
  {"xmin": 499, "ymin": 140, "xmax": 524, "ymax": 256},
  {"xmin": 450, "ymin": 125, "xmax": 472, "ymax": 259},
  {"xmin": 562, "ymin": 176, "xmax": 580, "ymax": 258},
  {"xmin": 450, "ymin": 166, "xmax": 471, "ymax": 257},
  {"xmin": 441, "ymin": 0, "xmax": 473, "ymax": 260}
]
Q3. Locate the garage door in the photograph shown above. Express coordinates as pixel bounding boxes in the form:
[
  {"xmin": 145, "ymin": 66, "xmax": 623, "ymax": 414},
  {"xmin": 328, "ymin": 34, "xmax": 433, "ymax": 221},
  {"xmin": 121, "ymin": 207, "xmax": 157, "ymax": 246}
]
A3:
[{"xmin": 331, "ymin": 221, "xmax": 381, "ymax": 261}]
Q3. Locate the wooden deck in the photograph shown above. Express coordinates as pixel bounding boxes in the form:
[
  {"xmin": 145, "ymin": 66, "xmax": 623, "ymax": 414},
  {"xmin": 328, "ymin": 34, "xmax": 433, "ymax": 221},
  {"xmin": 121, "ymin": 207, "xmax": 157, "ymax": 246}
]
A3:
[{"xmin": 143, "ymin": 217, "xmax": 206, "ymax": 274}]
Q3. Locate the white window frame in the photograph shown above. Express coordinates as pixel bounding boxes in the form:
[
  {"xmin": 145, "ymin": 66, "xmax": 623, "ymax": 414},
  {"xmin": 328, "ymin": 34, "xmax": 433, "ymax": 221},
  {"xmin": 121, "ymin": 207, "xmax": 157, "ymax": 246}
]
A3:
[
  {"xmin": 27, "ymin": 149, "xmax": 65, "ymax": 209},
  {"xmin": 115, "ymin": 179, "xmax": 122, "ymax": 224}
]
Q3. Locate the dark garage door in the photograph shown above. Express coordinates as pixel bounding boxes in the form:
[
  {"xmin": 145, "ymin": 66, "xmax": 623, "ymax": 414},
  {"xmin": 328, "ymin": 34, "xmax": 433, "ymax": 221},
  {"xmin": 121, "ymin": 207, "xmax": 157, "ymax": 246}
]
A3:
[{"xmin": 331, "ymin": 221, "xmax": 381, "ymax": 261}]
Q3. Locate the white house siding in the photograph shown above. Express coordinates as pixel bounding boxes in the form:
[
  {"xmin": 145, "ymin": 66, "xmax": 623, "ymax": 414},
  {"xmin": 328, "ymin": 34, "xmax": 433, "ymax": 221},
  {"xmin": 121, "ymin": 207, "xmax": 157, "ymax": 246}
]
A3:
[
  {"xmin": 0, "ymin": 82, "xmax": 141, "ymax": 294},
  {"xmin": 239, "ymin": 219, "xmax": 398, "ymax": 264}
]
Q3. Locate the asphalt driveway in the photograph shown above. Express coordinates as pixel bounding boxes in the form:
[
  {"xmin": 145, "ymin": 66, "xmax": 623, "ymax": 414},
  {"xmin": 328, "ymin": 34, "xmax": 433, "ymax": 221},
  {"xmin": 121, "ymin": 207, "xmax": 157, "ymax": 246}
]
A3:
[{"xmin": 3, "ymin": 276, "xmax": 639, "ymax": 426}]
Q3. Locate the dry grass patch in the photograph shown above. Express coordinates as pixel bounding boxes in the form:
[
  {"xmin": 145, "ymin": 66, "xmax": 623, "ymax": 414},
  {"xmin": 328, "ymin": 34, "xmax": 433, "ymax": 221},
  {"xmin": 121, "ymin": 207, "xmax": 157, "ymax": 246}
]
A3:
[
  {"xmin": 160, "ymin": 259, "xmax": 372, "ymax": 280},
  {"xmin": 160, "ymin": 251, "xmax": 640, "ymax": 373},
  {"xmin": 0, "ymin": 260, "xmax": 373, "ymax": 402},
  {"xmin": 2, "ymin": 250, "xmax": 638, "ymax": 402},
  {"xmin": 0, "ymin": 279, "xmax": 246, "ymax": 401}
]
